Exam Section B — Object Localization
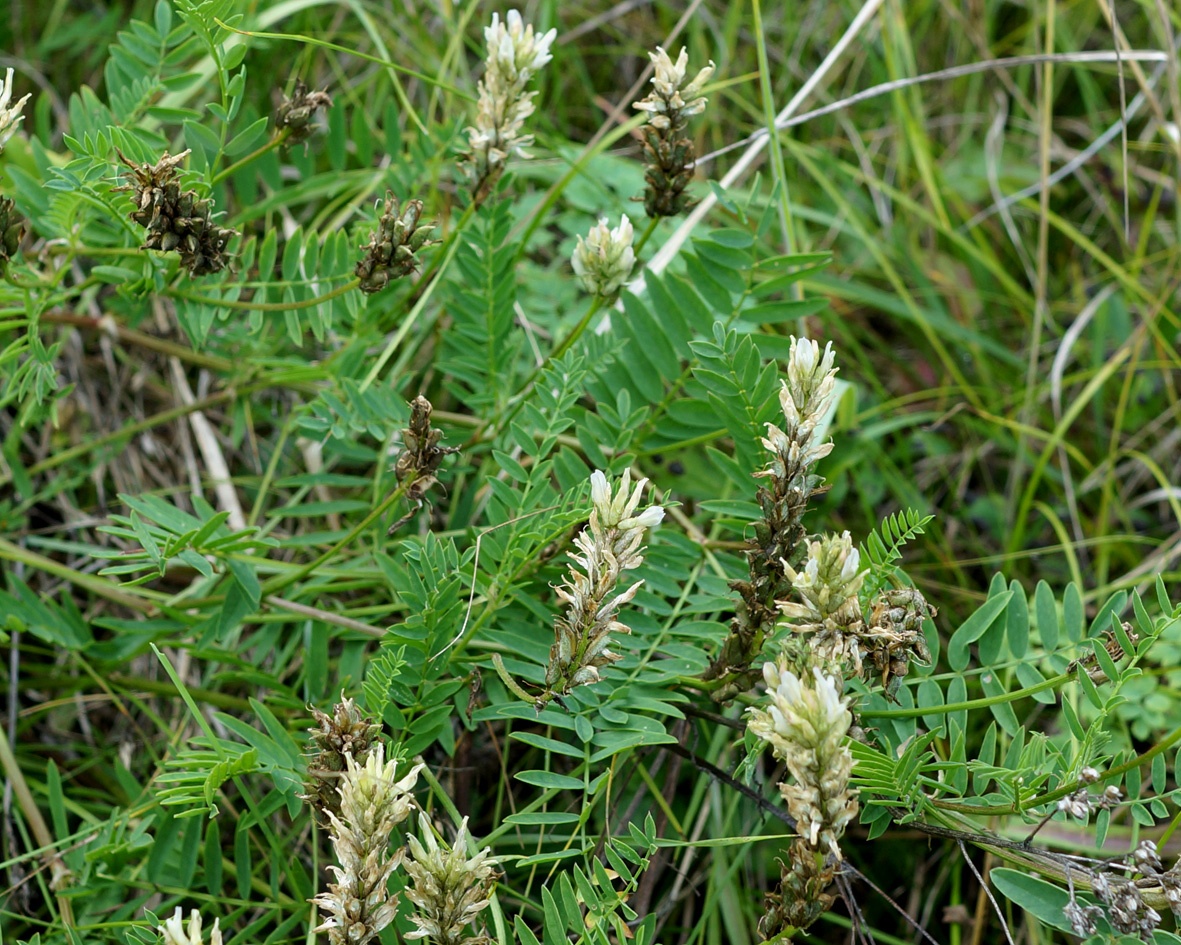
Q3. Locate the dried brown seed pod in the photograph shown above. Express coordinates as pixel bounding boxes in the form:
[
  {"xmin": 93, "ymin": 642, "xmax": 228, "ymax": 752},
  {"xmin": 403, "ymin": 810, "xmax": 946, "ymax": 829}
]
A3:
[
  {"xmin": 0, "ymin": 196, "xmax": 25, "ymax": 273},
  {"xmin": 355, "ymin": 193, "xmax": 438, "ymax": 294},
  {"xmin": 114, "ymin": 148, "xmax": 236, "ymax": 277},
  {"xmin": 303, "ymin": 694, "xmax": 384, "ymax": 821},
  {"xmin": 275, "ymin": 79, "xmax": 333, "ymax": 146}
]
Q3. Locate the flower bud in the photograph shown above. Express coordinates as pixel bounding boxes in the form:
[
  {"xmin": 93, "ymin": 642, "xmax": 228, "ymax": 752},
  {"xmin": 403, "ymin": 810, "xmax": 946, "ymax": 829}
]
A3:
[{"xmin": 571, "ymin": 214, "xmax": 636, "ymax": 299}]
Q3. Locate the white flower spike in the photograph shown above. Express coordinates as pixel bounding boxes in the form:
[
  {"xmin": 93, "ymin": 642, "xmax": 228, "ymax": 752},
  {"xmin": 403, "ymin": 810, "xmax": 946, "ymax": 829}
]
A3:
[
  {"xmin": 465, "ymin": 10, "xmax": 557, "ymax": 197},
  {"xmin": 0, "ymin": 69, "xmax": 31, "ymax": 153},
  {"xmin": 497, "ymin": 469, "xmax": 663, "ymax": 709},
  {"xmin": 747, "ymin": 660, "xmax": 858, "ymax": 858}
]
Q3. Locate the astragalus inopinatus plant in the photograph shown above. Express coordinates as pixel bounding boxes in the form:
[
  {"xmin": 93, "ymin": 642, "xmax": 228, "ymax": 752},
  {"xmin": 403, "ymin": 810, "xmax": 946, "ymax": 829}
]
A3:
[{"xmin": 6, "ymin": 4, "xmax": 1181, "ymax": 945}]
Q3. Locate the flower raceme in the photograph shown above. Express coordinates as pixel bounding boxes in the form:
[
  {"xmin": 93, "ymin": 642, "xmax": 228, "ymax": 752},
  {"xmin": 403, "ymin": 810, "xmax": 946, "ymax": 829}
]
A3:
[
  {"xmin": 777, "ymin": 530, "xmax": 932, "ymax": 686},
  {"xmin": 702, "ymin": 336, "xmax": 841, "ymax": 698},
  {"xmin": 543, "ymin": 470, "xmax": 664, "ymax": 698},
  {"xmin": 464, "ymin": 10, "xmax": 556, "ymax": 202},
  {"xmin": 634, "ymin": 47, "xmax": 715, "ymax": 217},
  {"xmin": 304, "ymin": 694, "xmax": 384, "ymax": 822},
  {"xmin": 746, "ymin": 661, "xmax": 858, "ymax": 858},
  {"xmin": 494, "ymin": 469, "xmax": 663, "ymax": 710},
  {"xmin": 404, "ymin": 813, "xmax": 499, "ymax": 945},
  {"xmin": 311, "ymin": 745, "xmax": 424, "ymax": 945},
  {"xmin": 747, "ymin": 660, "xmax": 859, "ymax": 936},
  {"xmin": 571, "ymin": 214, "xmax": 636, "ymax": 300},
  {"xmin": 758, "ymin": 337, "xmax": 838, "ymax": 475}
]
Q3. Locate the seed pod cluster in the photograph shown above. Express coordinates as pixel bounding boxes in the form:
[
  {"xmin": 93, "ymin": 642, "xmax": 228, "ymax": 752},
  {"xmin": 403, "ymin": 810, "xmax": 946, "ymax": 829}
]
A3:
[
  {"xmin": 759, "ymin": 845, "xmax": 838, "ymax": 939},
  {"xmin": 394, "ymin": 395, "xmax": 459, "ymax": 501},
  {"xmin": 275, "ymin": 79, "xmax": 333, "ymax": 147},
  {"xmin": 304, "ymin": 695, "xmax": 384, "ymax": 822},
  {"xmin": 639, "ymin": 130, "xmax": 699, "ymax": 218},
  {"xmin": 865, "ymin": 586, "xmax": 935, "ymax": 693},
  {"xmin": 0, "ymin": 196, "xmax": 24, "ymax": 274},
  {"xmin": 114, "ymin": 149, "xmax": 236, "ymax": 277},
  {"xmin": 354, "ymin": 192, "xmax": 438, "ymax": 294}
]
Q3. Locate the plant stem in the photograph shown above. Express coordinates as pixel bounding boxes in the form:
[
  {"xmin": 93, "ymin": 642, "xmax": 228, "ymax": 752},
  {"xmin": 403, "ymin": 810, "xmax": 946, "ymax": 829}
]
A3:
[
  {"xmin": 168, "ymin": 277, "xmax": 359, "ymax": 311},
  {"xmin": 0, "ymin": 725, "xmax": 76, "ymax": 927},
  {"xmin": 548, "ymin": 295, "xmax": 603, "ymax": 364},
  {"xmin": 468, "ymin": 217, "xmax": 655, "ymax": 450},
  {"xmin": 259, "ymin": 480, "xmax": 411, "ymax": 597},
  {"xmin": 210, "ymin": 131, "xmax": 289, "ymax": 186},
  {"xmin": 859, "ymin": 671, "xmax": 1071, "ymax": 719},
  {"xmin": 45, "ymin": 245, "xmax": 145, "ymax": 257},
  {"xmin": 632, "ymin": 215, "xmax": 660, "ymax": 256},
  {"xmin": 3, "ymin": 270, "xmax": 51, "ymax": 290},
  {"xmin": 42, "ymin": 311, "xmax": 235, "ymax": 372},
  {"xmin": 934, "ymin": 722, "xmax": 1181, "ymax": 816}
]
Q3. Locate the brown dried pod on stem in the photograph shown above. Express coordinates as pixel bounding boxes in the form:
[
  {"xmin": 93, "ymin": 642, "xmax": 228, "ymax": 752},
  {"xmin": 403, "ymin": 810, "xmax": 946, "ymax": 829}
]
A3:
[{"xmin": 275, "ymin": 79, "xmax": 333, "ymax": 148}]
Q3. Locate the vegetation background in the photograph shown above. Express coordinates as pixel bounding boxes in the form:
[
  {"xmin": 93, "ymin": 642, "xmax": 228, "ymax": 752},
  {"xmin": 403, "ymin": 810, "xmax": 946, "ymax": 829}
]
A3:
[{"xmin": 1, "ymin": 0, "xmax": 1179, "ymax": 944}]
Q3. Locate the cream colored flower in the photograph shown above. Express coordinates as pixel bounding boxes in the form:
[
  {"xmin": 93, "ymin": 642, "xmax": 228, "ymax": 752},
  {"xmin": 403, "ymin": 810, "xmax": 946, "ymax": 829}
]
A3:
[
  {"xmin": 485, "ymin": 10, "xmax": 556, "ymax": 80},
  {"xmin": 404, "ymin": 813, "xmax": 499, "ymax": 945},
  {"xmin": 464, "ymin": 10, "xmax": 557, "ymax": 192},
  {"xmin": 783, "ymin": 338, "xmax": 837, "ymax": 427},
  {"xmin": 499, "ymin": 469, "xmax": 662, "ymax": 707},
  {"xmin": 755, "ymin": 336, "xmax": 839, "ymax": 486},
  {"xmin": 634, "ymin": 47, "xmax": 715, "ymax": 132},
  {"xmin": 779, "ymin": 531, "xmax": 866, "ymax": 625},
  {"xmin": 571, "ymin": 214, "xmax": 636, "ymax": 298},
  {"xmin": 158, "ymin": 909, "xmax": 222, "ymax": 945},
  {"xmin": 0, "ymin": 69, "xmax": 31, "ymax": 153},
  {"xmin": 589, "ymin": 468, "xmax": 663, "ymax": 531},
  {"xmin": 747, "ymin": 661, "xmax": 858, "ymax": 857},
  {"xmin": 311, "ymin": 745, "xmax": 424, "ymax": 945}
]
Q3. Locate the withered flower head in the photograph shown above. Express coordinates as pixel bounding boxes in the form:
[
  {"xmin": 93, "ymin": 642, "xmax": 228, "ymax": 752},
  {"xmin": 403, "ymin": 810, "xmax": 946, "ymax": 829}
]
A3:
[
  {"xmin": 759, "ymin": 844, "xmax": 839, "ymax": 939},
  {"xmin": 114, "ymin": 149, "xmax": 236, "ymax": 277},
  {"xmin": 0, "ymin": 196, "xmax": 25, "ymax": 275},
  {"xmin": 864, "ymin": 587, "xmax": 934, "ymax": 693},
  {"xmin": 275, "ymin": 79, "xmax": 333, "ymax": 147},
  {"xmin": 355, "ymin": 192, "xmax": 439, "ymax": 294},
  {"xmin": 1067, "ymin": 621, "xmax": 1140, "ymax": 684}
]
